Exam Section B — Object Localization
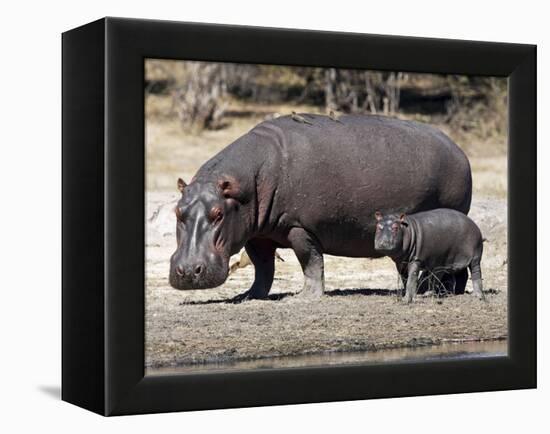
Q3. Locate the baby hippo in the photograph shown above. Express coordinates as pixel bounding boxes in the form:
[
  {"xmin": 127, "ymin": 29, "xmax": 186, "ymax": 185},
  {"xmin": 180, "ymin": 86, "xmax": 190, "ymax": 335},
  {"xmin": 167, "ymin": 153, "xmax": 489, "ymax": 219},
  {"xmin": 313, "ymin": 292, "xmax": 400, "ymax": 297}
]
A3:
[{"xmin": 374, "ymin": 209, "xmax": 485, "ymax": 303}]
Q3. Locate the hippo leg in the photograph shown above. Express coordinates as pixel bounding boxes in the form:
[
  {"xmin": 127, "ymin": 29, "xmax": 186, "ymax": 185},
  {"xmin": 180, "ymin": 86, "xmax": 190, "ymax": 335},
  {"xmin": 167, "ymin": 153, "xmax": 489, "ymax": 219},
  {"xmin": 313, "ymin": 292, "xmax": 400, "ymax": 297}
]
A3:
[
  {"xmin": 288, "ymin": 227, "xmax": 325, "ymax": 297},
  {"xmin": 437, "ymin": 272, "xmax": 455, "ymax": 296},
  {"xmin": 243, "ymin": 238, "xmax": 277, "ymax": 299},
  {"xmin": 469, "ymin": 259, "xmax": 485, "ymax": 300},
  {"xmin": 453, "ymin": 269, "xmax": 468, "ymax": 295},
  {"xmin": 394, "ymin": 262, "xmax": 407, "ymax": 297},
  {"xmin": 403, "ymin": 261, "xmax": 420, "ymax": 304}
]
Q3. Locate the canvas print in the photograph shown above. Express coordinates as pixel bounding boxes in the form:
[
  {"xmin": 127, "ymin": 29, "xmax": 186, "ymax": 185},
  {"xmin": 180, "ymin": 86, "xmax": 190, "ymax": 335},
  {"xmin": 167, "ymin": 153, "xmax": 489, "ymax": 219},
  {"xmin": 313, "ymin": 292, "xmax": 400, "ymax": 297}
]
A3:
[{"xmin": 145, "ymin": 60, "xmax": 508, "ymax": 374}]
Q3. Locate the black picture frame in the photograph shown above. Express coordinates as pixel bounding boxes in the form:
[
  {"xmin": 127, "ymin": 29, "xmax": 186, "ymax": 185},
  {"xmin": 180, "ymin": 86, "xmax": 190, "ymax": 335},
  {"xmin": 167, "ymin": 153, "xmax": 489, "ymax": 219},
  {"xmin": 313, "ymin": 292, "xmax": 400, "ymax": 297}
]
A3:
[{"xmin": 62, "ymin": 17, "xmax": 536, "ymax": 416}]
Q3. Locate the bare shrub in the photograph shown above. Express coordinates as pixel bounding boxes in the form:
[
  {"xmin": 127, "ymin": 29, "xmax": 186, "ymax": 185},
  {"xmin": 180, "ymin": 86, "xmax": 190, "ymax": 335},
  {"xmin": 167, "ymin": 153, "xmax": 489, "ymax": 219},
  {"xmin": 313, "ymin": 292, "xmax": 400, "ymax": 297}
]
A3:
[
  {"xmin": 171, "ymin": 63, "xmax": 228, "ymax": 133},
  {"xmin": 145, "ymin": 60, "xmax": 229, "ymax": 132},
  {"xmin": 145, "ymin": 59, "xmax": 507, "ymax": 146},
  {"xmin": 324, "ymin": 69, "xmax": 405, "ymax": 115},
  {"xmin": 445, "ymin": 76, "xmax": 508, "ymax": 151}
]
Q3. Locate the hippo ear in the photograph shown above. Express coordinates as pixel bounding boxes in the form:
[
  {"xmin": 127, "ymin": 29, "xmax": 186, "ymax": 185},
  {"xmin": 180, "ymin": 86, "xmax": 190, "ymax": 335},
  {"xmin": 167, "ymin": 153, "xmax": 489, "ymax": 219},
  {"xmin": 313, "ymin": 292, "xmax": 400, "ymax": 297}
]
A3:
[
  {"xmin": 177, "ymin": 178, "xmax": 187, "ymax": 193},
  {"xmin": 399, "ymin": 214, "xmax": 409, "ymax": 227},
  {"xmin": 219, "ymin": 180, "xmax": 231, "ymax": 195},
  {"xmin": 217, "ymin": 176, "xmax": 253, "ymax": 204},
  {"xmin": 218, "ymin": 177, "xmax": 245, "ymax": 202},
  {"xmin": 375, "ymin": 211, "xmax": 383, "ymax": 221}
]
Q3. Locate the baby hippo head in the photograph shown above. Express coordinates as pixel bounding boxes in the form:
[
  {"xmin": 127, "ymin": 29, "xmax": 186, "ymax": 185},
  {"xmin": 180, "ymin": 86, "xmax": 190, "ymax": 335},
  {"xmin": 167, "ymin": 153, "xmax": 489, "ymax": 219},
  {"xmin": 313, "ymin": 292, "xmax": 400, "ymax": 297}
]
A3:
[{"xmin": 374, "ymin": 211, "xmax": 408, "ymax": 255}]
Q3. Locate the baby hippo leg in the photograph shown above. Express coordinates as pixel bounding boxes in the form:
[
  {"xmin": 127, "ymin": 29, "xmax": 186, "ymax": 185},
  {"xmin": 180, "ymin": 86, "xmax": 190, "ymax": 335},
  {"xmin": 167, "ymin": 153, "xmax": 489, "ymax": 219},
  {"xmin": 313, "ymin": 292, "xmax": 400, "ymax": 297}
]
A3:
[
  {"xmin": 404, "ymin": 261, "xmax": 420, "ymax": 304},
  {"xmin": 469, "ymin": 258, "xmax": 485, "ymax": 300}
]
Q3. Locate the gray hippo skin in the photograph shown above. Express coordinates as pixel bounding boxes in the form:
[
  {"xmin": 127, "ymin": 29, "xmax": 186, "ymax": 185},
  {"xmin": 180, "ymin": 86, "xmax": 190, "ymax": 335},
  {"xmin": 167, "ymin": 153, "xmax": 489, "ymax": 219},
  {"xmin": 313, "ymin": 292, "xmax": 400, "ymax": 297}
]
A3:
[
  {"xmin": 169, "ymin": 114, "xmax": 472, "ymax": 299},
  {"xmin": 374, "ymin": 209, "xmax": 485, "ymax": 303}
]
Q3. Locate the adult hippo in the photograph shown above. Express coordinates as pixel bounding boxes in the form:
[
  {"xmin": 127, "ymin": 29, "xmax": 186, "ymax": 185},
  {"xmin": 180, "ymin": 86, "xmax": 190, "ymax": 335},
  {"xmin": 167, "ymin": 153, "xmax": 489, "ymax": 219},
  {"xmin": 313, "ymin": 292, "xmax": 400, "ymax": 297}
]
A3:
[{"xmin": 169, "ymin": 113, "xmax": 472, "ymax": 299}]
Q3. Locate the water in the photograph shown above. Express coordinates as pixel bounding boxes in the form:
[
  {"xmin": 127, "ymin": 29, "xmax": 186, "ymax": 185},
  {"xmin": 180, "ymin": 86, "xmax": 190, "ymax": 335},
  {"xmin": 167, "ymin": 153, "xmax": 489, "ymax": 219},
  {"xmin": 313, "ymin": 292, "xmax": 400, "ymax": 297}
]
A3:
[{"xmin": 146, "ymin": 340, "xmax": 507, "ymax": 376}]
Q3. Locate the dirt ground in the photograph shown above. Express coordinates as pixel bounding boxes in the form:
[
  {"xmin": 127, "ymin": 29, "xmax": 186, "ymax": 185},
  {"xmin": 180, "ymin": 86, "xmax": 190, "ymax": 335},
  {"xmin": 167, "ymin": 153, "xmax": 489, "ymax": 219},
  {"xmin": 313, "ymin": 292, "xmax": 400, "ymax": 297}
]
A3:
[{"xmin": 145, "ymin": 99, "xmax": 508, "ymax": 370}]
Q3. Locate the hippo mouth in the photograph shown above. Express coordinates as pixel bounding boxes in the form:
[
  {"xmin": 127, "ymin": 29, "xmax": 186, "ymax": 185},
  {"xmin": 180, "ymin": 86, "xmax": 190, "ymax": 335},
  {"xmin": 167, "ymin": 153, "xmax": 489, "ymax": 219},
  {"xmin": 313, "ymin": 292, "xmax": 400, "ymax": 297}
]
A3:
[
  {"xmin": 169, "ymin": 257, "xmax": 230, "ymax": 290},
  {"xmin": 374, "ymin": 241, "xmax": 397, "ymax": 254}
]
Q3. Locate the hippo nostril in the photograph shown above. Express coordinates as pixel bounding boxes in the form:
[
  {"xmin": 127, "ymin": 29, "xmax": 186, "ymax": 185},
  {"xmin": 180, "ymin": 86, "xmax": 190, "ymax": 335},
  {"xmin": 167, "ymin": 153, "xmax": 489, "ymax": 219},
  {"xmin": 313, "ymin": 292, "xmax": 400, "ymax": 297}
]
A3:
[
  {"xmin": 194, "ymin": 264, "xmax": 203, "ymax": 276},
  {"xmin": 175, "ymin": 266, "xmax": 185, "ymax": 277}
]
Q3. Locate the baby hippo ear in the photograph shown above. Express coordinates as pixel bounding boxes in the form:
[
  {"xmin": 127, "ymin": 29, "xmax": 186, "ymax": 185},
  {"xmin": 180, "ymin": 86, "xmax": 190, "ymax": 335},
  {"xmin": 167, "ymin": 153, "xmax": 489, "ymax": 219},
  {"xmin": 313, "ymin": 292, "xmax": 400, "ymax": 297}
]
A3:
[
  {"xmin": 177, "ymin": 178, "xmax": 187, "ymax": 193},
  {"xmin": 375, "ymin": 211, "xmax": 383, "ymax": 221},
  {"xmin": 399, "ymin": 213, "xmax": 408, "ymax": 227}
]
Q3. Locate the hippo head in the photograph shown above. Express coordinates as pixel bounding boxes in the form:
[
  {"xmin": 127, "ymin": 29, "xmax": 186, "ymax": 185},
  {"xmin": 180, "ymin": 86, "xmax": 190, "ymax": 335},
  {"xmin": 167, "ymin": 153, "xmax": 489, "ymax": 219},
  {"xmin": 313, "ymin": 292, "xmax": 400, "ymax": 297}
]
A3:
[
  {"xmin": 169, "ymin": 176, "xmax": 250, "ymax": 290},
  {"xmin": 373, "ymin": 211, "xmax": 408, "ymax": 255}
]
